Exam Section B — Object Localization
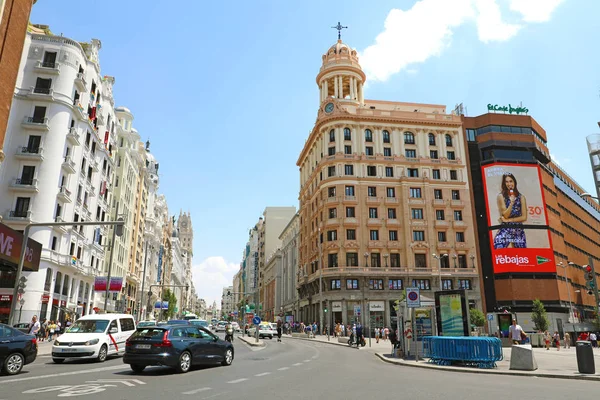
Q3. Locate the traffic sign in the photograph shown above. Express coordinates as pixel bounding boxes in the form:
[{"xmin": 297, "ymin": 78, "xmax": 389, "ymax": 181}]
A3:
[
  {"xmin": 406, "ymin": 287, "xmax": 420, "ymax": 308},
  {"xmin": 487, "ymin": 313, "xmax": 494, "ymax": 321},
  {"xmin": 252, "ymin": 316, "xmax": 261, "ymax": 325}
]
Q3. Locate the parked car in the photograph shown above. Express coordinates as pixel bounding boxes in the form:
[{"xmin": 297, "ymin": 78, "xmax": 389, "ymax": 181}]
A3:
[
  {"xmin": 247, "ymin": 323, "xmax": 274, "ymax": 339},
  {"xmin": 188, "ymin": 319, "xmax": 209, "ymax": 329},
  {"xmin": 12, "ymin": 323, "xmax": 30, "ymax": 334},
  {"xmin": 52, "ymin": 313, "xmax": 136, "ymax": 363},
  {"xmin": 123, "ymin": 324, "xmax": 234, "ymax": 373},
  {"xmin": 214, "ymin": 322, "xmax": 227, "ymax": 332},
  {"xmin": 0, "ymin": 323, "xmax": 37, "ymax": 375}
]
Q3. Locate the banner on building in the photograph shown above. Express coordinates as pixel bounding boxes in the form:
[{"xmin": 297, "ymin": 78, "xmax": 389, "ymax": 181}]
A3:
[
  {"xmin": 94, "ymin": 276, "xmax": 123, "ymax": 292},
  {"xmin": 157, "ymin": 245, "xmax": 164, "ymax": 283}
]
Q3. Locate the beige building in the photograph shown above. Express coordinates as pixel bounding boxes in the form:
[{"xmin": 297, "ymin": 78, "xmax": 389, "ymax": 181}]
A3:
[
  {"xmin": 296, "ymin": 39, "xmax": 480, "ymax": 330},
  {"xmin": 279, "ymin": 213, "xmax": 299, "ymax": 318}
]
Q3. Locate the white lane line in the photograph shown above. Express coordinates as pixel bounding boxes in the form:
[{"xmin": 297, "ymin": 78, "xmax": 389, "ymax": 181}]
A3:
[
  {"xmin": 292, "ymin": 363, "xmax": 303, "ymax": 366},
  {"xmin": 303, "ymin": 359, "xmax": 311, "ymax": 362},
  {"xmin": 255, "ymin": 372, "xmax": 271, "ymax": 377},
  {"xmin": 183, "ymin": 387, "xmax": 212, "ymax": 395},
  {"xmin": 227, "ymin": 378, "xmax": 248, "ymax": 384},
  {"xmin": 312, "ymin": 355, "xmax": 318, "ymax": 359},
  {"xmin": 200, "ymin": 391, "xmax": 230, "ymax": 400},
  {"xmin": 0, "ymin": 364, "xmax": 126, "ymax": 383},
  {"xmin": 277, "ymin": 367, "xmax": 289, "ymax": 371}
]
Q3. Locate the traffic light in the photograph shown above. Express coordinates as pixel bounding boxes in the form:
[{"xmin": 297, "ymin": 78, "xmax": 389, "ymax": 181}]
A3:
[
  {"xmin": 324, "ymin": 307, "xmax": 328, "ymax": 313},
  {"xmin": 17, "ymin": 276, "xmax": 27, "ymax": 295},
  {"xmin": 115, "ymin": 218, "xmax": 124, "ymax": 237},
  {"xmin": 584, "ymin": 265, "xmax": 596, "ymax": 295}
]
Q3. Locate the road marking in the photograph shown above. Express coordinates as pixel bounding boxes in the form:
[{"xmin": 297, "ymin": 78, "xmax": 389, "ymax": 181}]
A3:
[
  {"xmin": 86, "ymin": 379, "xmax": 145, "ymax": 387},
  {"xmin": 183, "ymin": 387, "xmax": 212, "ymax": 395},
  {"xmin": 255, "ymin": 372, "xmax": 271, "ymax": 377},
  {"xmin": 0, "ymin": 365, "xmax": 126, "ymax": 384},
  {"xmin": 303, "ymin": 359, "xmax": 311, "ymax": 362},
  {"xmin": 292, "ymin": 363, "xmax": 303, "ymax": 366},
  {"xmin": 277, "ymin": 367, "xmax": 289, "ymax": 371},
  {"xmin": 200, "ymin": 392, "xmax": 230, "ymax": 400},
  {"xmin": 227, "ymin": 378, "xmax": 248, "ymax": 384}
]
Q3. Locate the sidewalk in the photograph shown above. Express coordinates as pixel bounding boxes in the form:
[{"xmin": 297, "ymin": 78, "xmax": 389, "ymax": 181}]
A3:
[
  {"xmin": 238, "ymin": 334, "xmax": 265, "ymax": 347},
  {"xmin": 36, "ymin": 339, "xmax": 53, "ymax": 356},
  {"xmin": 287, "ymin": 334, "xmax": 600, "ymax": 381}
]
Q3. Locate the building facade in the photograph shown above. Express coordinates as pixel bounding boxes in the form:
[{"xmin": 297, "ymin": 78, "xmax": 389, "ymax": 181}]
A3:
[
  {"xmin": 296, "ymin": 39, "xmax": 480, "ymax": 330},
  {"xmin": 176, "ymin": 211, "xmax": 193, "ymax": 311},
  {"xmin": 221, "ymin": 286, "xmax": 233, "ymax": 317},
  {"xmin": 279, "ymin": 213, "xmax": 299, "ymax": 319}
]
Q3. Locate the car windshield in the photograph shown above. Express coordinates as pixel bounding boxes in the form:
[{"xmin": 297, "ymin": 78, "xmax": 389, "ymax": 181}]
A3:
[
  {"xmin": 131, "ymin": 328, "xmax": 166, "ymax": 339},
  {"xmin": 190, "ymin": 320, "xmax": 208, "ymax": 327},
  {"xmin": 137, "ymin": 321, "xmax": 155, "ymax": 327},
  {"xmin": 66, "ymin": 320, "xmax": 109, "ymax": 333}
]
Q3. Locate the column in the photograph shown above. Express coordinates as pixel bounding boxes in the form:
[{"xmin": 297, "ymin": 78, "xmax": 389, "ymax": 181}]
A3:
[
  {"xmin": 320, "ymin": 85, "xmax": 324, "ymax": 102},
  {"xmin": 334, "ymin": 76, "xmax": 339, "ymax": 98},
  {"xmin": 353, "ymin": 78, "xmax": 359, "ymax": 101},
  {"xmin": 336, "ymin": 126, "xmax": 342, "ymax": 153},
  {"xmin": 358, "ymin": 83, "xmax": 364, "ymax": 104},
  {"xmin": 339, "ymin": 76, "xmax": 344, "ymax": 99},
  {"xmin": 349, "ymin": 77, "xmax": 355, "ymax": 100},
  {"xmin": 324, "ymin": 80, "xmax": 329, "ymax": 100}
]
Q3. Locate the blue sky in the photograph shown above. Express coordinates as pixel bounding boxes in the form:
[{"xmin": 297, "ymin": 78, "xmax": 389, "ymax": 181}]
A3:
[{"xmin": 31, "ymin": 0, "xmax": 599, "ymax": 305}]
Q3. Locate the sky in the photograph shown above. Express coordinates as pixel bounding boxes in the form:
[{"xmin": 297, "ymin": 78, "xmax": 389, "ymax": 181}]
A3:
[{"xmin": 31, "ymin": 0, "xmax": 600, "ymax": 306}]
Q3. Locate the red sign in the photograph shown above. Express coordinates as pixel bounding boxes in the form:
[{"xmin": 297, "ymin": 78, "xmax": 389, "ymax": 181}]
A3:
[
  {"xmin": 94, "ymin": 276, "xmax": 123, "ymax": 292},
  {"xmin": 41, "ymin": 294, "xmax": 50, "ymax": 303},
  {"xmin": 104, "ymin": 131, "xmax": 109, "ymax": 144},
  {"xmin": 0, "ymin": 223, "xmax": 42, "ymax": 271},
  {"xmin": 481, "ymin": 163, "xmax": 556, "ymax": 273},
  {"xmin": 0, "ymin": 294, "xmax": 13, "ymax": 302}
]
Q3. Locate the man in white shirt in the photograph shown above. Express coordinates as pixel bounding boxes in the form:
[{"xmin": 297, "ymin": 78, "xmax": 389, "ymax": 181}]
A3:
[
  {"xmin": 28, "ymin": 315, "xmax": 40, "ymax": 337},
  {"xmin": 508, "ymin": 319, "xmax": 524, "ymax": 345}
]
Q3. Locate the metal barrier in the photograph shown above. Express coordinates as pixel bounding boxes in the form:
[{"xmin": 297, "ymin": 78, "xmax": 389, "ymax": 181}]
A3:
[{"xmin": 422, "ymin": 336, "xmax": 503, "ymax": 369}]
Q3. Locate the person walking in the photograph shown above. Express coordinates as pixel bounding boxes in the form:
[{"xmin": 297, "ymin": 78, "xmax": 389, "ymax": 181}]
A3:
[
  {"xmin": 564, "ymin": 332, "xmax": 571, "ymax": 349},
  {"xmin": 28, "ymin": 315, "xmax": 40, "ymax": 337},
  {"xmin": 276, "ymin": 319, "xmax": 283, "ymax": 342},
  {"xmin": 509, "ymin": 319, "xmax": 525, "ymax": 345}
]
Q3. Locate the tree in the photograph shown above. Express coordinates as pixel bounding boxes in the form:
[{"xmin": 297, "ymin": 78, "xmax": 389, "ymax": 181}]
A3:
[
  {"xmin": 531, "ymin": 299, "xmax": 549, "ymax": 332},
  {"xmin": 161, "ymin": 289, "xmax": 178, "ymax": 319},
  {"xmin": 469, "ymin": 308, "xmax": 485, "ymax": 327}
]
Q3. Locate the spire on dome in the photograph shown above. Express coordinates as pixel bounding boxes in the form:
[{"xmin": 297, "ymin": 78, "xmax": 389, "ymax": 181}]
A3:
[{"xmin": 331, "ymin": 21, "xmax": 348, "ymax": 41}]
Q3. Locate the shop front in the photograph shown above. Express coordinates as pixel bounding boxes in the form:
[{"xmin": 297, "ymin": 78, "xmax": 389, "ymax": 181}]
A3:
[
  {"xmin": 346, "ymin": 300, "xmax": 361, "ymax": 325},
  {"xmin": 369, "ymin": 301, "xmax": 386, "ymax": 333},
  {"xmin": 0, "ymin": 294, "xmax": 13, "ymax": 324}
]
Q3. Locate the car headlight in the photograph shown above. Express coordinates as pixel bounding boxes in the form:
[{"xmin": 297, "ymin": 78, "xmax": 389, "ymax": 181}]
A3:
[
  {"xmin": 54, "ymin": 340, "xmax": 60, "ymax": 346},
  {"xmin": 85, "ymin": 338, "xmax": 100, "ymax": 346}
]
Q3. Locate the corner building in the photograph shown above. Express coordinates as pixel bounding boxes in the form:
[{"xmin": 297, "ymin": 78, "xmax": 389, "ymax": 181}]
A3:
[{"xmin": 296, "ymin": 40, "xmax": 481, "ymax": 329}]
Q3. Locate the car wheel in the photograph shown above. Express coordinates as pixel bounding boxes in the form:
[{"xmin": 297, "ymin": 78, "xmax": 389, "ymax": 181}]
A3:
[
  {"xmin": 130, "ymin": 364, "xmax": 146, "ymax": 373},
  {"xmin": 221, "ymin": 349, "xmax": 233, "ymax": 366},
  {"xmin": 3, "ymin": 353, "xmax": 24, "ymax": 375},
  {"xmin": 52, "ymin": 358, "xmax": 64, "ymax": 364},
  {"xmin": 176, "ymin": 351, "xmax": 192, "ymax": 373},
  {"xmin": 97, "ymin": 345, "xmax": 108, "ymax": 362}
]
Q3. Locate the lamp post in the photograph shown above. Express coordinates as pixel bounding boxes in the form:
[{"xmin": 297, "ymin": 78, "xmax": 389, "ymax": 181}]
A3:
[
  {"xmin": 432, "ymin": 253, "xmax": 448, "ymax": 291},
  {"xmin": 18, "ymin": 298, "xmax": 25, "ymax": 323},
  {"xmin": 557, "ymin": 262, "xmax": 575, "ymax": 323},
  {"xmin": 383, "ymin": 254, "xmax": 389, "ymax": 268}
]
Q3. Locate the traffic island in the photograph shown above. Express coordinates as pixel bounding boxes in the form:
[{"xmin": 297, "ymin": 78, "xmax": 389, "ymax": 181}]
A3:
[{"xmin": 238, "ymin": 335, "xmax": 265, "ymax": 347}]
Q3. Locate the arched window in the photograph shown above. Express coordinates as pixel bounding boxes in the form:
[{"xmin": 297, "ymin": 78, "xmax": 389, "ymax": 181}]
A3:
[
  {"xmin": 365, "ymin": 129, "xmax": 373, "ymax": 142},
  {"xmin": 383, "ymin": 130, "xmax": 390, "ymax": 143},
  {"xmin": 445, "ymin": 134, "xmax": 453, "ymax": 146},
  {"xmin": 428, "ymin": 133, "xmax": 436, "ymax": 145},
  {"xmin": 44, "ymin": 268, "xmax": 53, "ymax": 292},
  {"xmin": 62, "ymin": 274, "xmax": 70, "ymax": 296},
  {"xmin": 54, "ymin": 271, "xmax": 62, "ymax": 294},
  {"xmin": 404, "ymin": 132, "xmax": 415, "ymax": 145},
  {"xmin": 84, "ymin": 283, "xmax": 90, "ymax": 300},
  {"xmin": 329, "ymin": 129, "xmax": 335, "ymax": 143},
  {"xmin": 344, "ymin": 128, "xmax": 351, "ymax": 141}
]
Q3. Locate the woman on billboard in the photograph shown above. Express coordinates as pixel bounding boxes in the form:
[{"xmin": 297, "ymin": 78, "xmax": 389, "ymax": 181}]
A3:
[{"xmin": 493, "ymin": 173, "xmax": 528, "ymax": 249}]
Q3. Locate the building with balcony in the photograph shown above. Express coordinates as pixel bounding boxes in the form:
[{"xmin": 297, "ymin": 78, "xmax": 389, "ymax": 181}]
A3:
[
  {"xmin": 0, "ymin": 26, "xmax": 119, "ymax": 323},
  {"xmin": 296, "ymin": 39, "xmax": 480, "ymax": 330},
  {"xmin": 170, "ymin": 228, "xmax": 186, "ymax": 318},
  {"xmin": 221, "ymin": 286, "xmax": 234, "ymax": 317},
  {"xmin": 176, "ymin": 211, "xmax": 193, "ymax": 311},
  {"xmin": 279, "ymin": 213, "xmax": 299, "ymax": 319}
]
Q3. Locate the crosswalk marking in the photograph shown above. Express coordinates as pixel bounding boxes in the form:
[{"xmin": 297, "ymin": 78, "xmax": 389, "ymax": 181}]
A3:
[{"xmin": 182, "ymin": 387, "xmax": 211, "ymax": 395}]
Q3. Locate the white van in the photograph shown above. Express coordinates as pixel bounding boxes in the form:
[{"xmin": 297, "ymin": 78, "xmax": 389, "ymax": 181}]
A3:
[{"xmin": 51, "ymin": 313, "xmax": 136, "ymax": 363}]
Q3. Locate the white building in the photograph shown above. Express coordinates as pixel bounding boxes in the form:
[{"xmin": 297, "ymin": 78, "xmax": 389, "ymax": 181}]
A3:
[
  {"xmin": 0, "ymin": 28, "xmax": 119, "ymax": 323},
  {"xmin": 170, "ymin": 231, "xmax": 186, "ymax": 317}
]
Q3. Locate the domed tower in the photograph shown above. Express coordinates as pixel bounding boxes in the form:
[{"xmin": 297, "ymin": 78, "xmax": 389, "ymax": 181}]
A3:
[{"xmin": 316, "ymin": 38, "xmax": 366, "ymax": 106}]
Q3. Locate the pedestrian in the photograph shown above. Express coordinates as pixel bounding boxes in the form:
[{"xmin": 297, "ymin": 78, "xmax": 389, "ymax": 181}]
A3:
[
  {"xmin": 508, "ymin": 319, "xmax": 524, "ymax": 345},
  {"xmin": 590, "ymin": 332, "xmax": 597, "ymax": 348},
  {"xmin": 276, "ymin": 319, "xmax": 283, "ymax": 342},
  {"xmin": 553, "ymin": 331, "xmax": 561, "ymax": 351},
  {"xmin": 28, "ymin": 315, "xmax": 40, "ymax": 337},
  {"xmin": 375, "ymin": 327, "xmax": 380, "ymax": 343},
  {"xmin": 356, "ymin": 323, "xmax": 363, "ymax": 348},
  {"xmin": 544, "ymin": 331, "xmax": 551, "ymax": 350},
  {"xmin": 564, "ymin": 332, "xmax": 571, "ymax": 349}
]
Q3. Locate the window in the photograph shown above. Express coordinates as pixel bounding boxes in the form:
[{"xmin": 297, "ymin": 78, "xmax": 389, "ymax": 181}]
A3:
[
  {"xmin": 367, "ymin": 166, "xmax": 376, "ymax": 176},
  {"xmin": 385, "ymin": 167, "xmax": 394, "ymax": 177},
  {"xmin": 345, "ymin": 186, "xmax": 355, "ymax": 196},
  {"xmin": 370, "ymin": 230, "xmax": 379, "ymax": 240},
  {"xmin": 411, "ymin": 209, "xmax": 423, "ymax": 219},
  {"xmin": 450, "ymin": 170, "xmax": 458, "ymax": 180},
  {"xmin": 34, "ymin": 77, "xmax": 52, "ymax": 94},
  {"xmin": 409, "ymin": 188, "xmax": 421, "ymax": 198},
  {"xmin": 365, "ymin": 129, "xmax": 373, "ymax": 142},
  {"xmin": 383, "ymin": 130, "xmax": 390, "ymax": 143},
  {"xmin": 328, "ymin": 208, "xmax": 337, "ymax": 218},
  {"xmin": 432, "ymin": 169, "xmax": 441, "ymax": 179},
  {"xmin": 452, "ymin": 190, "xmax": 460, "ymax": 200},
  {"xmin": 120, "ymin": 318, "xmax": 135, "ymax": 332},
  {"xmin": 435, "ymin": 210, "xmax": 445, "ymax": 220},
  {"xmin": 14, "ymin": 197, "xmax": 30, "ymax": 217},
  {"xmin": 389, "ymin": 279, "xmax": 403, "ymax": 290},
  {"xmin": 458, "ymin": 255, "xmax": 467, "ymax": 268},
  {"xmin": 328, "ymin": 253, "xmax": 338, "ymax": 268},
  {"xmin": 454, "ymin": 210, "xmax": 463, "ymax": 221},
  {"xmin": 344, "ymin": 145, "xmax": 352, "ymax": 154},
  {"xmin": 369, "ymin": 279, "xmax": 384, "ymax": 290},
  {"xmin": 437, "ymin": 231, "xmax": 447, "ymax": 242},
  {"xmin": 369, "ymin": 208, "xmax": 378, "ymax": 218},
  {"xmin": 428, "ymin": 133, "xmax": 436, "ymax": 145},
  {"xmin": 458, "ymin": 279, "xmax": 472, "ymax": 289},
  {"xmin": 344, "ymin": 128, "xmax": 351, "ymax": 141},
  {"xmin": 368, "ymin": 186, "xmax": 377, "ymax": 197},
  {"xmin": 346, "ymin": 252, "xmax": 358, "ymax": 266},
  {"xmin": 413, "ymin": 279, "xmax": 431, "ymax": 290},
  {"xmin": 456, "ymin": 232, "xmax": 465, "ymax": 242},
  {"xmin": 328, "ymin": 187, "xmax": 336, "ymax": 197},
  {"xmin": 20, "ymin": 166, "xmax": 35, "ymax": 185},
  {"xmin": 346, "ymin": 229, "xmax": 356, "ymax": 240},
  {"xmin": 342, "ymin": 165, "xmax": 353, "ymax": 176},
  {"xmin": 371, "ymin": 253, "xmax": 381, "ymax": 267},
  {"xmin": 388, "ymin": 208, "xmax": 397, "ymax": 219},
  {"xmin": 330, "ymin": 279, "xmax": 341, "ymax": 290},
  {"xmin": 430, "ymin": 150, "xmax": 438, "ymax": 159},
  {"xmin": 328, "ymin": 147, "xmax": 335, "ymax": 156},
  {"xmin": 329, "ymin": 130, "xmax": 335, "ymax": 142},
  {"xmin": 447, "ymin": 151, "xmax": 456, "ymax": 160},
  {"xmin": 328, "ymin": 166, "xmax": 335, "ymax": 177},
  {"xmin": 404, "ymin": 132, "xmax": 415, "ymax": 144},
  {"xmin": 384, "ymin": 147, "xmax": 392, "ymax": 157},
  {"xmin": 440, "ymin": 256, "xmax": 450, "ymax": 268},
  {"xmin": 365, "ymin": 147, "xmax": 374, "ymax": 156},
  {"xmin": 405, "ymin": 149, "xmax": 416, "ymax": 158},
  {"xmin": 442, "ymin": 279, "xmax": 453, "ymax": 290},
  {"xmin": 27, "ymin": 135, "xmax": 41, "ymax": 153},
  {"xmin": 434, "ymin": 189, "xmax": 443, "ymax": 199},
  {"xmin": 390, "ymin": 253, "xmax": 400, "ymax": 268},
  {"xmin": 407, "ymin": 168, "xmax": 418, "ymax": 177},
  {"xmin": 466, "ymin": 129, "xmax": 476, "ymax": 142},
  {"xmin": 32, "ymin": 106, "xmax": 46, "ymax": 122},
  {"xmin": 42, "ymin": 51, "xmax": 57, "ymax": 67},
  {"xmin": 445, "ymin": 134, "xmax": 453, "ymax": 146},
  {"xmin": 346, "ymin": 207, "xmax": 355, "ymax": 217},
  {"xmin": 346, "ymin": 279, "xmax": 359, "ymax": 290},
  {"xmin": 413, "ymin": 231, "xmax": 425, "ymax": 241},
  {"xmin": 385, "ymin": 188, "xmax": 395, "ymax": 198},
  {"xmin": 51, "ymin": 236, "xmax": 57, "ymax": 251},
  {"xmin": 389, "ymin": 230, "xmax": 398, "ymax": 241}
]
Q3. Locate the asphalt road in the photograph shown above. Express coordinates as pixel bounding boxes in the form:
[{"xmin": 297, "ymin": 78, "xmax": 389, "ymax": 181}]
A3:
[{"xmin": 1, "ymin": 334, "xmax": 597, "ymax": 399}]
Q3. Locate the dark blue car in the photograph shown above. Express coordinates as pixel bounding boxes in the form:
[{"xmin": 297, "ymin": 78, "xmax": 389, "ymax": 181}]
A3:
[{"xmin": 123, "ymin": 325, "xmax": 233, "ymax": 373}]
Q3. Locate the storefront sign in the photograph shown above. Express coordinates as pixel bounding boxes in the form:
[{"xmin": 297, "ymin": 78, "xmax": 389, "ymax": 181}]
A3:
[
  {"xmin": 0, "ymin": 223, "xmax": 42, "ymax": 271},
  {"xmin": 487, "ymin": 103, "xmax": 529, "ymax": 115},
  {"xmin": 331, "ymin": 301, "xmax": 342, "ymax": 312},
  {"xmin": 41, "ymin": 294, "xmax": 50, "ymax": 303},
  {"xmin": 94, "ymin": 276, "xmax": 123, "ymax": 292},
  {"xmin": 369, "ymin": 301, "xmax": 385, "ymax": 311},
  {"xmin": 0, "ymin": 294, "xmax": 13, "ymax": 302}
]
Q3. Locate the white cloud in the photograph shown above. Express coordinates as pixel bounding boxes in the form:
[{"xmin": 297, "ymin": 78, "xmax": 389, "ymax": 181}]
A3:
[
  {"xmin": 192, "ymin": 256, "xmax": 239, "ymax": 308},
  {"xmin": 360, "ymin": 0, "xmax": 564, "ymax": 82}
]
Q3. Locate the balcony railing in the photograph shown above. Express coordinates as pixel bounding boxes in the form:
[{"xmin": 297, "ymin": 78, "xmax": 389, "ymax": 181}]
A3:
[
  {"xmin": 74, "ymin": 72, "xmax": 88, "ymax": 91},
  {"xmin": 15, "ymin": 146, "xmax": 43, "ymax": 159},
  {"xmin": 61, "ymin": 157, "xmax": 76, "ymax": 174},
  {"xmin": 22, "ymin": 116, "xmax": 49, "ymax": 130},
  {"xmin": 34, "ymin": 60, "xmax": 60, "ymax": 74},
  {"xmin": 66, "ymin": 128, "xmax": 81, "ymax": 145},
  {"xmin": 6, "ymin": 210, "xmax": 32, "ymax": 220},
  {"xmin": 57, "ymin": 186, "xmax": 72, "ymax": 203},
  {"xmin": 10, "ymin": 178, "xmax": 38, "ymax": 191},
  {"xmin": 32, "ymin": 87, "xmax": 52, "ymax": 95}
]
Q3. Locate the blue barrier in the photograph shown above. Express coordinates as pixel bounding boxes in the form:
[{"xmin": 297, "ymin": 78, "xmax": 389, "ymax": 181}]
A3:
[{"xmin": 421, "ymin": 336, "xmax": 503, "ymax": 369}]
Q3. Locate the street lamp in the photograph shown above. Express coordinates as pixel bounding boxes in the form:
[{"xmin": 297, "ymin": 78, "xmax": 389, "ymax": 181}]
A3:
[
  {"xmin": 383, "ymin": 254, "xmax": 389, "ymax": 268},
  {"xmin": 18, "ymin": 298, "xmax": 25, "ymax": 323},
  {"xmin": 557, "ymin": 262, "xmax": 575, "ymax": 323},
  {"xmin": 432, "ymin": 253, "xmax": 448, "ymax": 291}
]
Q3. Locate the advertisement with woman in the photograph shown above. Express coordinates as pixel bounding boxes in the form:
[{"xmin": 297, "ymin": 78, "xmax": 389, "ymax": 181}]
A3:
[{"xmin": 481, "ymin": 163, "xmax": 555, "ymax": 273}]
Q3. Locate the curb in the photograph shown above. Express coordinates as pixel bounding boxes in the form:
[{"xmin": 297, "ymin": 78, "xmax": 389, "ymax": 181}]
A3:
[
  {"xmin": 238, "ymin": 335, "xmax": 265, "ymax": 347},
  {"xmin": 373, "ymin": 353, "xmax": 600, "ymax": 381},
  {"xmin": 286, "ymin": 335, "xmax": 364, "ymax": 349}
]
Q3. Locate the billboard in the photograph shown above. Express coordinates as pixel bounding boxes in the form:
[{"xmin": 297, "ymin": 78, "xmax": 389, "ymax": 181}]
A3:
[
  {"xmin": 481, "ymin": 163, "xmax": 555, "ymax": 273},
  {"xmin": 0, "ymin": 223, "xmax": 42, "ymax": 271},
  {"xmin": 435, "ymin": 290, "xmax": 470, "ymax": 337}
]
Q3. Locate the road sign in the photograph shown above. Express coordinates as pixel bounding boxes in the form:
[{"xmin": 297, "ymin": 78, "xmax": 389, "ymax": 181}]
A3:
[
  {"xmin": 487, "ymin": 313, "xmax": 494, "ymax": 321},
  {"xmin": 406, "ymin": 287, "xmax": 421, "ymax": 308},
  {"xmin": 252, "ymin": 316, "xmax": 261, "ymax": 325}
]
